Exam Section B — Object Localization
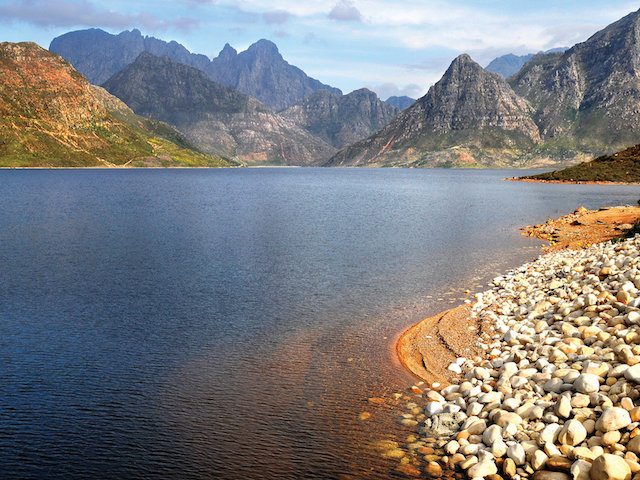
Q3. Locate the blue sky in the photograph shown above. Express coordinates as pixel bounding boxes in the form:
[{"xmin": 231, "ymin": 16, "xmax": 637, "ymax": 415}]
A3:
[{"xmin": 1, "ymin": 0, "xmax": 638, "ymax": 99}]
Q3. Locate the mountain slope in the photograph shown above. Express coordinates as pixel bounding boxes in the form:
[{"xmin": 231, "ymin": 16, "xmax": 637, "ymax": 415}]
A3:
[
  {"xmin": 281, "ymin": 88, "xmax": 399, "ymax": 149},
  {"xmin": 50, "ymin": 29, "xmax": 340, "ymax": 110},
  {"xmin": 510, "ymin": 9, "xmax": 640, "ymax": 152},
  {"xmin": 521, "ymin": 144, "xmax": 640, "ymax": 183},
  {"xmin": 103, "ymin": 53, "xmax": 336, "ymax": 165},
  {"xmin": 0, "ymin": 42, "xmax": 229, "ymax": 168},
  {"xmin": 327, "ymin": 54, "xmax": 540, "ymax": 167},
  {"xmin": 385, "ymin": 96, "xmax": 416, "ymax": 110}
]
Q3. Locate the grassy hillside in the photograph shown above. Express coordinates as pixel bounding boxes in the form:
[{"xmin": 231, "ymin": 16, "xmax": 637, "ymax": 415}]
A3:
[
  {"xmin": 0, "ymin": 42, "xmax": 234, "ymax": 168},
  {"xmin": 520, "ymin": 144, "xmax": 640, "ymax": 182}
]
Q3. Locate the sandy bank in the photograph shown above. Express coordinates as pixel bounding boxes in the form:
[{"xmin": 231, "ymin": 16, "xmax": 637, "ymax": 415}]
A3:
[{"xmin": 396, "ymin": 205, "xmax": 640, "ymax": 385}]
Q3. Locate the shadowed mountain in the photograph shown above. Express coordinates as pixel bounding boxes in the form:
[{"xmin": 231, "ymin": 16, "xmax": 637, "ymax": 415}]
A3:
[
  {"xmin": 50, "ymin": 29, "xmax": 340, "ymax": 110},
  {"xmin": 485, "ymin": 54, "xmax": 534, "ymax": 79},
  {"xmin": 510, "ymin": 9, "xmax": 640, "ymax": 154},
  {"xmin": 486, "ymin": 49, "xmax": 568, "ymax": 79},
  {"xmin": 0, "ymin": 42, "xmax": 229, "ymax": 168},
  {"xmin": 327, "ymin": 54, "xmax": 540, "ymax": 167},
  {"xmin": 102, "ymin": 53, "xmax": 336, "ymax": 165},
  {"xmin": 281, "ymin": 89, "xmax": 399, "ymax": 149},
  {"xmin": 385, "ymin": 96, "xmax": 416, "ymax": 110}
]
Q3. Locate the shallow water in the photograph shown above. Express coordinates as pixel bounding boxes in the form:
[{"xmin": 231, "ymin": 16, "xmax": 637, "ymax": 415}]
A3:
[{"xmin": 0, "ymin": 168, "xmax": 637, "ymax": 479}]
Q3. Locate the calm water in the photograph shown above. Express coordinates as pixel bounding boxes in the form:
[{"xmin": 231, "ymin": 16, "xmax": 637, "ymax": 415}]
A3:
[{"xmin": 0, "ymin": 168, "xmax": 638, "ymax": 479}]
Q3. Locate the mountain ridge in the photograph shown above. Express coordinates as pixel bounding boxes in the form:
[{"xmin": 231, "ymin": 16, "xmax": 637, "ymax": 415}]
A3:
[
  {"xmin": 0, "ymin": 42, "xmax": 230, "ymax": 168},
  {"xmin": 50, "ymin": 29, "xmax": 341, "ymax": 110},
  {"xmin": 327, "ymin": 54, "xmax": 541, "ymax": 167},
  {"xmin": 103, "ymin": 52, "xmax": 336, "ymax": 165},
  {"xmin": 281, "ymin": 88, "xmax": 399, "ymax": 149}
]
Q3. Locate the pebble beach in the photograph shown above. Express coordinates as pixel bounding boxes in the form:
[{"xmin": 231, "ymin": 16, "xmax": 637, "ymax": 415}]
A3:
[{"xmin": 390, "ymin": 210, "xmax": 640, "ymax": 480}]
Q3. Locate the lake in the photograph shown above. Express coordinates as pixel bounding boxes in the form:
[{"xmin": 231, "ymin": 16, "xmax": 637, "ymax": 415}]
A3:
[{"xmin": 0, "ymin": 168, "xmax": 637, "ymax": 479}]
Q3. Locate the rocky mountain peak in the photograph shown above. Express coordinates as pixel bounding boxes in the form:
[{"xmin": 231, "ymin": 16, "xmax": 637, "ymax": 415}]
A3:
[
  {"xmin": 219, "ymin": 43, "xmax": 237, "ymax": 59},
  {"xmin": 246, "ymin": 39, "xmax": 281, "ymax": 58}
]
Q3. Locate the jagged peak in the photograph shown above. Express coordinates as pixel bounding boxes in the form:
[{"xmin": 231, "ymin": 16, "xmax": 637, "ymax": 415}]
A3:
[
  {"xmin": 220, "ymin": 43, "xmax": 237, "ymax": 56},
  {"xmin": 119, "ymin": 28, "xmax": 142, "ymax": 38}
]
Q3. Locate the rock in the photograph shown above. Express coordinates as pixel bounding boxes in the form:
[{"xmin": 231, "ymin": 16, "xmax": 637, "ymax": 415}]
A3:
[
  {"xmin": 495, "ymin": 412, "xmax": 524, "ymax": 427},
  {"xmin": 425, "ymin": 402, "xmax": 444, "ymax": 416},
  {"xmin": 571, "ymin": 460, "xmax": 591, "ymax": 480},
  {"xmin": 396, "ymin": 464, "xmax": 422, "ymax": 477},
  {"xmin": 547, "ymin": 456, "xmax": 574, "ymax": 472},
  {"xmin": 625, "ymin": 365, "xmax": 640, "ymax": 383},
  {"xmin": 504, "ymin": 458, "xmax": 517, "ymax": 478},
  {"xmin": 469, "ymin": 459, "xmax": 498, "ymax": 478},
  {"xmin": 534, "ymin": 472, "xmax": 570, "ymax": 480},
  {"xmin": 590, "ymin": 454, "xmax": 631, "ymax": 480},
  {"xmin": 596, "ymin": 408, "xmax": 632, "ymax": 432},
  {"xmin": 508, "ymin": 443, "xmax": 527, "ymax": 465},
  {"xmin": 382, "ymin": 448, "xmax": 406, "ymax": 459},
  {"xmin": 540, "ymin": 423, "xmax": 563, "ymax": 444},
  {"xmin": 557, "ymin": 394, "xmax": 573, "ymax": 418},
  {"xmin": 425, "ymin": 461, "xmax": 443, "ymax": 477},
  {"xmin": 574, "ymin": 374, "xmax": 601, "ymax": 394},
  {"xmin": 422, "ymin": 412, "xmax": 465, "ymax": 437},
  {"xmin": 558, "ymin": 420, "xmax": 588, "ymax": 446},
  {"xmin": 445, "ymin": 440, "xmax": 460, "ymax": 454},
  {"xmin": 627, "ymin": 436, "xmax": 640, "ymax": 454},
  {"xmin": 533, "ymin": 450, "xmax": 550, "ymax": 470},
  {"xmin": 484, "ymin": 424, "xmax": 503, "ymax": 446}
]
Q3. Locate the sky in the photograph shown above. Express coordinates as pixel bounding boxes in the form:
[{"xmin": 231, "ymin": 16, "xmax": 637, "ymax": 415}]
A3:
[{"xmin": 1, "ymin": 0, "xmax": 639, "ymax": 99}]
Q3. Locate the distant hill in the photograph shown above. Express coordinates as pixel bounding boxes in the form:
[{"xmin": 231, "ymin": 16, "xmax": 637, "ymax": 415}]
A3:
[
  {"xmin": 0, "ymin": 42, "xmax": 230, "ymax": 168},
  {"xmin": 385, "ymin": 96, "xmax": 415, "ymax": 110},
  {"xmin": 50, "ymin": 29, "xmax": 341, "ymax": 110},
  {"xmin": 103, "ymin": 53, "xmax": 336, "ymax": 165},
  {"xmin": 486, "ymin": 48, "xmax": 567, "ymax": 78},
  {"xmin": 327, "ymin": 54, "xmax": 540, "ymax": 167},
  {"xmin": 485, "ymin": 54, "xmax": 534, "ymax": 79},
  {"xmin": 281, "ymin": 88, "xmax": 399, "ymax": 149},
  {"xmin": 520, "ymin": 144, "xmax": 640, "ymax": 183}
]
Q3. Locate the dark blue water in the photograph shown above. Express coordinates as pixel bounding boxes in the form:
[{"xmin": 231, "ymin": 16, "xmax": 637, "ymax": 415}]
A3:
[{"xmin": 0, "ymin": 168, "xmax": 637, "ymax": 479}]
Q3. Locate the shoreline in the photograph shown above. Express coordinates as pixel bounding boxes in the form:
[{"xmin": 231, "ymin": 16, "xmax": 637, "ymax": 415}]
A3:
[
  {"xmin": 390, "ymin": 205, "xmax": 640, "ymax": 479},
  {"xmin": 507, "ymin": 177, "xmax": 640, "ymax": 186}
]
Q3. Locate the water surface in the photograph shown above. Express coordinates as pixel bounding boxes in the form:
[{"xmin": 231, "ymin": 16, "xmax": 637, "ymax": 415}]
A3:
[{"xmin": 0, "ymin": 168, "xmax": 637, "ymax": 479}]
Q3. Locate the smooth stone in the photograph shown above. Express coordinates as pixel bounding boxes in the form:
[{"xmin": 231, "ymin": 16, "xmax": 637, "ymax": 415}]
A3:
[
  {"xmin": 508, "ymin": 444, "xmax": 527, "ymax": 466},
  {"xmin": 468, "ymin": 459, "xmax": 498, "ymax": 478},
  {"xmin": 596, "ymin": 408, "xmax": 632, "ymax": 432},
  {"xmin": 534, "ymin": 471, "xmax": 570, "ymax": 480},
  {"xmin": 574, "ymin": 374, "xmax": 600, "ymax": 394},
  {"xmin": 624, "ymin": 365, "xmax": 640, "ymax": 383},
  {"xmin": 558, "ymin": 420, "xmax": 588, "ymax": 446},
  {"xmin": 533, "ymin": 450, "xmax": 550, "ymax": 471},
  {"xmin": 483, "ymin": 424, "xmax": 503, "ymax": 446},
  {"xmin": 571, "ymin": 460, "xmax": 592, "ymax": 480},
  {"xmin": 590, "ymin": 454, "xmax": 631, "ymax": 480}
]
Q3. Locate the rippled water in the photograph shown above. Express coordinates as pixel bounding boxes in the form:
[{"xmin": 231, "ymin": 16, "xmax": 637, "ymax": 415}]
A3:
[{"xmin": 0, "ymin": 168, "xmax": 638, "ymax": 479}]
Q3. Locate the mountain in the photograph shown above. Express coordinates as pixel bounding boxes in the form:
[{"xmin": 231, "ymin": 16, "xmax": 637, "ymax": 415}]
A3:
[
  {"xmin": 281, "ymin": 89, "xmax": 399, "ymax": 149},
  {"xmin": 510, "ymin": 9, "xmax": 640, "ymax": 153},
  {"xmin": 205, "ymin": 40, "xmax": 342, "ymax": 111},
  {"xmin": 0, "ymin": 42, "xmax": 230, "ymax": 168},
  {"xmin": 50, "ymin": 29, "xmax": 341, "ymax": 110},
  {"xmin": 485, "ymin": 53, "xmax": 534, "ymax": 78},
  {"xmin": 327, "ymin": 54, "xmax": 540, "ymax": 167},
  {"xmin": 102, "ymin": 53, "xmax": 336, "ymax": 165},
  {"xmin": 520, "ymin": 144, "xmax": 640, "ymax": 183},
  {"xmin": 385, "ymin": 96, "xmax": 416, "ymax": 110},
  {"xmin": 486, "ymin": 49, "xmax": 568, "ymax": 79}
]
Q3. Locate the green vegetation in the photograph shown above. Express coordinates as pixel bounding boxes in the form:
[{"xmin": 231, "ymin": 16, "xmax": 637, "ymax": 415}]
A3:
[{"xmin": 521, "ymin": 144, "xmax": 640, "ymax": 183}]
